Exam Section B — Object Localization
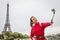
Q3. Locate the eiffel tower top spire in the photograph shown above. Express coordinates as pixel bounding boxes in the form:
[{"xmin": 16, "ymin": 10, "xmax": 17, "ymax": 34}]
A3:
[{"xmin": 6, "ymin": 1, "xmax": 9, "ymax": 24}]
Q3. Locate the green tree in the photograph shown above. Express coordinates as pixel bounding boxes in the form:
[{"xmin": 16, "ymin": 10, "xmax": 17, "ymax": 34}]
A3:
[
  {"xmin": 5, "ymin": 32, "xmax": 13, "ymax": 40},
  {"xmin": 56, "ymin": 33, "xmax": 60, "ymax": 37},
  {"xmin": 18, "ymin": 33, "xmax": 23, "ymax": 38},
  {"xmin": 0, "ymin": 34, "xmax": 2, "ymax": 39},
  {"xmin": 5, "ymin": 32, "xmax": 12, "ymax": 37},
  {"xmin": 12, "ymin": 32, "xmax": 18, "ymax": 38},
  {"xmin": 0, "ymin": 34, "xmax": 4, "ymax": 39},
  {"xmin": 23, "ymin": 34, "xmax": 29, "ymax": 38}
]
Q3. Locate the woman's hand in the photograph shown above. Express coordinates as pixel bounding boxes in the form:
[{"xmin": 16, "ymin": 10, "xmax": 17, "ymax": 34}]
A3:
[{"xmin": 51, "ymin": 19, "xmax": 53, "ymax": 25}]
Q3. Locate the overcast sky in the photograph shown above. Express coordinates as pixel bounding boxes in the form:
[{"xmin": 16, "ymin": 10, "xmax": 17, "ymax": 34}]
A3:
[{"xmin": 0, "ymin": 0, "xmax": 60, "ymax": 35}]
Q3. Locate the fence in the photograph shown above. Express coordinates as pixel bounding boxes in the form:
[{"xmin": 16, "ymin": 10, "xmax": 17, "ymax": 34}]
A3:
[{"xmin": 0, "ymin": 38, "xmax": 60, "ymax": 40}]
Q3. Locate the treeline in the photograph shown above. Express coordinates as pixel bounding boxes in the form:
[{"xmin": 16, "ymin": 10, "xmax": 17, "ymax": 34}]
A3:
[
  {"xmin": 0, "ymin": 32, "xmax": 30, "ymax": 40},
  {"xmin": 46, "ymin": 33, "xmax": 60, "ymax": 38}
]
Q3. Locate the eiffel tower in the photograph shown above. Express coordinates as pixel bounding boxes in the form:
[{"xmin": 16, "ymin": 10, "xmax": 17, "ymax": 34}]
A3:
[{"xmin": 2, "ymin": 1, "xmax": 12, "ymax": 34}]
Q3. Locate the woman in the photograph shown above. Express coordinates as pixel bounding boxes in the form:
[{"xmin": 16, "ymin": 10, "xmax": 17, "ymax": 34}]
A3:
[{"xmin": 30, "ymin": 16, "xmax": 53, "ymax": 40}]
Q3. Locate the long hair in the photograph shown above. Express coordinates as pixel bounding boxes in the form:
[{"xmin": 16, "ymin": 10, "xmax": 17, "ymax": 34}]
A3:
[{"xmin": 30, "ymin": 17, "xmax": 33, "ymax": 27}]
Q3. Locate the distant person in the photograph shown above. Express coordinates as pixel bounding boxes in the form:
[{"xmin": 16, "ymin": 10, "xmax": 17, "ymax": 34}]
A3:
[{"xmin": 30, "ymin": 16, "xmax": 53, "ymax": 40}]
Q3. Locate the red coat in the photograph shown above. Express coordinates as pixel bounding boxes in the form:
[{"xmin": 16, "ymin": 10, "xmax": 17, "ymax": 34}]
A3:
[{"xmin": 30, "ymin": 22, "xmax": 51, "ymax": 40}]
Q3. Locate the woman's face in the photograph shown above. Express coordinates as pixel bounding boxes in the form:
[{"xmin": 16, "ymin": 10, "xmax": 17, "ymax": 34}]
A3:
[{"xmin": 31, "ymin": 16, "xmax": 38, "ymax": 24}]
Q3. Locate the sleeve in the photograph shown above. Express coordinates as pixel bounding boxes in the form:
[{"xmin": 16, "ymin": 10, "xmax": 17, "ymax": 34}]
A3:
[
  {"xmin": 30, "ymin": 29, "xmax": 34, "ymax": 39},
  {"xmin": 41, "ymin": 22, "xmax": 51, "ymax": 28}
]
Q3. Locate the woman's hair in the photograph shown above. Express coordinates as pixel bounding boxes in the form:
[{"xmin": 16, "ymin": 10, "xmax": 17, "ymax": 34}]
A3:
[{"xmin": 30, "ymin": 16, "xmax": 33, "ymax": 27}]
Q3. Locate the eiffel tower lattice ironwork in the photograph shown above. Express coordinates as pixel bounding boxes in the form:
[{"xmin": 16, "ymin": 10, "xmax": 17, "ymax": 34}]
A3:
[{"xmin": 2, "ymin": 2, "xmax": 12, "ymax": 33}]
